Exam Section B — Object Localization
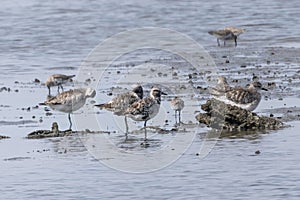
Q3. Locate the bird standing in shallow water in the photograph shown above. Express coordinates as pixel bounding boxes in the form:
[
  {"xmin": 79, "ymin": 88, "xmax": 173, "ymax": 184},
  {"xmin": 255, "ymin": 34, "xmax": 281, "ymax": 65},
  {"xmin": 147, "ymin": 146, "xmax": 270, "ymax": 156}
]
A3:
[
  {"xmin": 45, "ymin": 74, "xmax": 75, "ymax": 96},
  {"xmin": 212, "ymin": 81, "xmax": 267, "ymax": 111},
  {"xmin": 41, "ymin": 88, "xmax": 96, "ymax": 130},
  {"xmin": 124, "ymin": 87, "xmax": 167, "ymax": 141},
  {"xmin": 170, "ymin": 96, "xmax": 184, "ymax": 124},
  {"xmin": 94, "ymin": 85, "xmax": 143, "ymax": 140},
  {"xmin": 208, "ymin": 29, "xmax": 237, "ymax": 47}
]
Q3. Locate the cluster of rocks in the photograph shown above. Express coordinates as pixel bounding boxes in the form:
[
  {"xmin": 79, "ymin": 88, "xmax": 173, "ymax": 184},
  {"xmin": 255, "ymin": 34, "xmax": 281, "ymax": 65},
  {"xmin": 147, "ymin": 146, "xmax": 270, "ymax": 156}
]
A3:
[{"xmin": 196, "ymin": 98, "xmax": 284, "ymax": 131}]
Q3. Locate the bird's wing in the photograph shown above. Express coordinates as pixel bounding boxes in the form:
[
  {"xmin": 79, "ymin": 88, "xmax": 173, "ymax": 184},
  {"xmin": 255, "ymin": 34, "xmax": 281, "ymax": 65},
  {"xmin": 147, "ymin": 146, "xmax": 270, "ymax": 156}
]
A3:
[{"xmin": 225, "ymin": 88, "xmax": 256, "ymax": 104}]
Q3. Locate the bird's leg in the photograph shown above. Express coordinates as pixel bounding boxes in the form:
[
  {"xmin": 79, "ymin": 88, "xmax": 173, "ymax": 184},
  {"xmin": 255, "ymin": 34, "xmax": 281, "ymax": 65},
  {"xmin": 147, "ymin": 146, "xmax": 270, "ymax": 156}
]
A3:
[
  {"xmin": 174, "ymin": 110, "xmax": 177, "ymax": 122},
  {"xmin": 217, "ymin": 38, "xmax": 220, "ymax": 46},
  {"xmin": 144, "ymin": 120, "xmax": 147, "ymax": 141},
  {"xmin": 61, "ymin": 85, "xmax": 64, "ymax": 92},
  {"xmin": 48, "ymin": 87, "xmax": 51, "ymax": 96},
  {"xmin": 224, "ymin": 40, "xmax": 226, "ymax": 46},
  {"xmin": 179, "ymin": 111, "xmax": 181, "ymax": 124},
  {"xmin": 234, "ymin": 38, "xmax": 237, "ymax": 47},
  {"xmin": 124, "ymin": 116, "xmax": 129, "ymax": 141},
  {"xmin": 68, "ymin": 113, "xmax": 72, "ymax": 130}
]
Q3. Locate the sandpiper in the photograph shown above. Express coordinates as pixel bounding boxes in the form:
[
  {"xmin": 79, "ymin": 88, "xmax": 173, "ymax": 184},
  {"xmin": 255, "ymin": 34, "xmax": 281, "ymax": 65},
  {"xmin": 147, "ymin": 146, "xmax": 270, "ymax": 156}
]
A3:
[
  {"xmin": 210, "ymin": 76, "xmax": 232, "ymax": 96},
  {"xmin": 40, "ymin": 88, "xmax": 96, "ymax": 130},
  {"xmin": 208, "ymin": 29, "xmax": 237, "ymax": 47},
  {"xmin": 45, "ymin": 74, "xmax": 75, "ymax": 96},
  {"xmin": 212, "ymin": 81, "xmax": 267, "ymax": 111},
  {"xmin": 124, "ymin": 87, "xmax": 167, "ymax": 141},
  {"xmin": 170, "ymin": 96, "xmax": 184, "ymax": 123},
  {"xmin": 94, "ymin": 85, "xmax": 143, "ymax": 139}
]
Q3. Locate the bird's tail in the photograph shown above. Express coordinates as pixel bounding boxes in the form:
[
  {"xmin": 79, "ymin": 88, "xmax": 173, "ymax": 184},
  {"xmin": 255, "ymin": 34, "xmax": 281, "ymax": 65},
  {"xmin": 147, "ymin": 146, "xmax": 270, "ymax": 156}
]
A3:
[{"xmin": 208, "ymin": 31, "xmax": 214, "ymax": 35}]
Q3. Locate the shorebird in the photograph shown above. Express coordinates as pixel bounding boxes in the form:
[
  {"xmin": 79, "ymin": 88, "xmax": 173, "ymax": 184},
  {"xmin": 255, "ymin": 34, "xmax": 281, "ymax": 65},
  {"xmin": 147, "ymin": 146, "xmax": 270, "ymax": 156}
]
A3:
[
  {"xmin": 210, "ymin": 76, "xmax": 232, "ymax": 96},
  {"xmin": 124, "ymin": 87, "xmax": 167, "ymax": 141},
  {"xmin": 94, "ymin": 85, "xmax": 143, "ymax": 139},
  {"xmin": 40, "ymin": 88, "xmax": 96, "ymax": 130},
  {"xmin": 208, "ymin": 29, "xmax": 237, "ymax": 47},
  {"xmin": 212, "ymin": 81, "xmax": 267, "ymax": 111},
  {"xmin": 224, "ymin": 26, "xmax": 246, "ymax": 36},
  {"xmin": 45, "ymin": 74, "xmax": 75, "ymax": 96},
  {"xmin": 170, "ymin": 96, "xmax": 184, "ymax": 123}
]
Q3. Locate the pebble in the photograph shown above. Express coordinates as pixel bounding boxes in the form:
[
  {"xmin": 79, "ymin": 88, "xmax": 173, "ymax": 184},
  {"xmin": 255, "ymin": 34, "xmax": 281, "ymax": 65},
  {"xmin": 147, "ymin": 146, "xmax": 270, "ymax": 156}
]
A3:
[{"xmin": 34, "ymin": 78, "xmax": 40, "ymax": 83}]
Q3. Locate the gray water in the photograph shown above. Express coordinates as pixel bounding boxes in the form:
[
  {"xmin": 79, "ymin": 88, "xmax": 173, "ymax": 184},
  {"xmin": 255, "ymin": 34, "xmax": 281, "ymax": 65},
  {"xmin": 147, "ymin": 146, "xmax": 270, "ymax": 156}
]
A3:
[{"xmin": 1, "ymin": 0, "xmax": 300, "ymax": 199}]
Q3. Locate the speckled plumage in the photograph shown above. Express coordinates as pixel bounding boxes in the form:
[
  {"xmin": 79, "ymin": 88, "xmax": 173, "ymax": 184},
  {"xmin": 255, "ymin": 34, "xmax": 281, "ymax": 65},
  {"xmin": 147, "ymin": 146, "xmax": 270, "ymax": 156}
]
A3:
[
  {"xmin": 95, "ymin": 85, "xmax": 143, "ymax": 116},
  {"xmin": 208, "ymin": 29, "xmax": 237, "ymax": 46},
  {"xmin": 210, "ymin": 76, "xmax": 232, "ymax": 96},
  {"xmin": 213, "ymin": 82, "xmax": 266, "ymax": 111},
  {"xmin": 94, "ymin": 85, "xmax": 143, "ymax": 140},
  {"xmin": 45, "ymin": 74, "xmax": 75, "ymax": 95},
  {"xmin": 125, "ymin": 87, "xmax": 166, "ymax": 140},
  {"xmin": 42, "ymin": 88, "xmax": 96, "ymax": 129},
  {"xmin": 224, "ymin": 26, "xmax": 245, "ymax": 36}
]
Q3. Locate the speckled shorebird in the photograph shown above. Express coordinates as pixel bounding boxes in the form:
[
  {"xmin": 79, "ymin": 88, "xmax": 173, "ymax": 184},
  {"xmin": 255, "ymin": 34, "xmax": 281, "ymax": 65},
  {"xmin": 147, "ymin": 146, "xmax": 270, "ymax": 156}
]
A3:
[
  {"xmin": 124, "ymin": 87, "xmax": 167, "ymax": 141},
  {"xmin": 224, "ymin": 26, "xmax": 246, "ymax": 36},
  {"xmin": 94, "ymin": 85, "xmax": 143, "ymax": 140},
  {"xmin": 212, "ymin": 81, "xmax": 267, "ymax": 111},
  {"xmin": 208, "ymin": 29, "xmax": 237, "ymax": 47},
  {"xmin": 45, "ymin": 74, "xmax": 75, "ymax": 95},
  {"xmin": 170, "ymin": 96, "xmax": 184, "ymax": 123},
  {"xmin": 40, "ymin": 88, "xmax": 96, "ymax": 130},
  {"xmin": 210, "ymin": 76, "xmax": 232, "ymax": 96}
]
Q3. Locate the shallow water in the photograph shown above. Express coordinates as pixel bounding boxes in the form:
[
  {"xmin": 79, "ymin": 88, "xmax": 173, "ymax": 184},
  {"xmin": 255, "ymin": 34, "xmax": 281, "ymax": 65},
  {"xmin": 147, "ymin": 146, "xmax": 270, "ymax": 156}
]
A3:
[{"xmin": 1, "ymin": 0, "xmax": 300, "ymax": 199}]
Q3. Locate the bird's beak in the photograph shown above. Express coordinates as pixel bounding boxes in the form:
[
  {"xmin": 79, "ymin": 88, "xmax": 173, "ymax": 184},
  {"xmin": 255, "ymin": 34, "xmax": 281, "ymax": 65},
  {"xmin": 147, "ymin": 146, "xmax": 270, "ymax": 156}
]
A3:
[
  {"xmin": 261, "ymin": 88, "xmax": 268, "ymax": 91},
  {"xmin": 161, "ymin": 91, "xmax": 168, "ymax": 95}
]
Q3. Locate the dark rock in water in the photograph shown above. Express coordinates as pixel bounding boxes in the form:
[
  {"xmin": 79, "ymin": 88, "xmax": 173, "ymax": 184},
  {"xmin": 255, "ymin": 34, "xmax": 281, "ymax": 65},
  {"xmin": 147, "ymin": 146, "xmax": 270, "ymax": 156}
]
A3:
[
  {"xmin": 0, "ymin": 87, "xmax": 8, "ymax": 92},
  {"xmin": 0, "ymin": 135, "xmax": 10, "ymax": 140},
  {"xmin": 26, "ymin": 122, "xmax": 72, "ymax": 139},
  {"xmin": 33, "ymin": 78, "xmax": 40, "ymax": 83},
  {"xmin": 195, "ymin": 98, "xmax": 284, "ymax": 131}
]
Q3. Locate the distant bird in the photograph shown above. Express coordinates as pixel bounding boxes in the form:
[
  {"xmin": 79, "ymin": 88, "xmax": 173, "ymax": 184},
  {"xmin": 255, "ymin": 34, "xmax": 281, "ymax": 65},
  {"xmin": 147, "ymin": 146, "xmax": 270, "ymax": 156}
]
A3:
[
  {"xmin": 40, "ymin": 88, "xmax": 96, "ymax": 130},
  {"xmin": 212, "ymin": 81, "xmax": 267, "ymax": 111},
  {"xmin": 208, "ymin": 29, "xmax": 237, "ymax": 47},
  {"xmin": 45, "ymin": 74, "xmax": 75, "ymax": 96},
  {"xmin": 224, "ymin": 26, "xmax": 246, "ymax": 36},
  {"xmin": 124, "ymin": 87, "xmax": 167, "ymax": 141},
  {"xmin": 94, "ymin": 85, "xmax": 143, "ymax": 139},
  {"xmin": 210, "ymin": 76, "xmax": 232, "ymax": 96},
  {"xmin": 170, "ymin": 96, "xmax": 184, "ymax": 123}
]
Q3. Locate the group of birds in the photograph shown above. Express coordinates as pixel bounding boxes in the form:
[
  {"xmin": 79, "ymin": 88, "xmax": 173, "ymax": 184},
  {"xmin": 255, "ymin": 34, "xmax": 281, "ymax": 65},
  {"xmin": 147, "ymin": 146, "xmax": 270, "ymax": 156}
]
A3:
[
  {"xmin": 208, "ymin": 26, "xmax": 246, "ymax": 47},
  {"xmin": 40, "ymin": 72, "xmax": 267, "ymax": 141},
  {"xmin": 40, "ymin": 26, "xmax": 265, "ymax": 142},
  {"xmin": 40, "ymin": 74, "xmax": 185, "ymax": 141}
]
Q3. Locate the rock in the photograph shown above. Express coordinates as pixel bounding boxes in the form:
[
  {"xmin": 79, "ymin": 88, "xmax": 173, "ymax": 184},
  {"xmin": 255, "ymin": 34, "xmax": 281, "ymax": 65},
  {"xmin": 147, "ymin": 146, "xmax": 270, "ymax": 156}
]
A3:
[
  {"xmin": 195, "ymin": 98, "xmax": 284, "ymax": 131},
  {"xmin": 0, "ymin": 135, "xmax": 10, "ymax": 140},
  {"xmin": 33, "ymin": 78, "xmax": 40, "ymax": 83},
  {"xmin": 26, "ymin": 122, "xmax": 72, "ymax": 139}
]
